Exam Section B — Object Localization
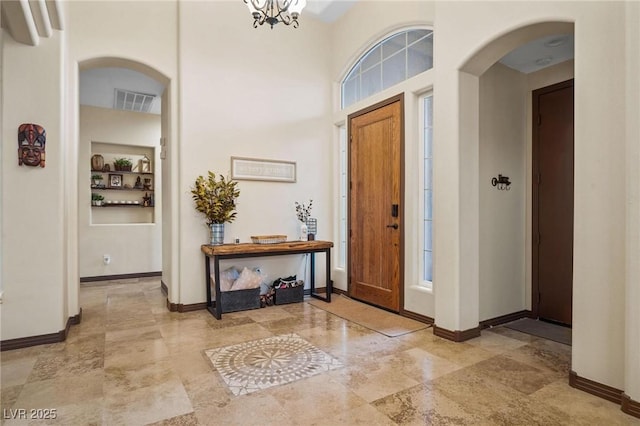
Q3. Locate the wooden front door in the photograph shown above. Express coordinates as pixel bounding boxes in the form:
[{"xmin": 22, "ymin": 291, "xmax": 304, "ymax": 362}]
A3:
[
  {"xmin": 533, "ymin": 79, "xmax": 574, "ymax": 326},
  {"xmin": 348, "ymin": 94, "xmax": 403, "ymax": 312}
]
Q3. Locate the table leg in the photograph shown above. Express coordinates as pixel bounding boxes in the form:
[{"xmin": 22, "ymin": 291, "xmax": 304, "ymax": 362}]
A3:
[
  {"xmin": 214, "ymin": 256, "xmax": 222, "ymax": 319},
  {"xmin": 310, "ymin": 249, "xmax": 331, "ymax": 303},
  {"xmin": 310, "ymin": 253, "xmax": 316, "ymax": 295},
  {"xmin": 205, "ymin": 255, "xmax": 212, "ymax": 307},
  {"xmin": 325, "ymin": 247, "xmax": 331, "ymax": 302},
  {"xmin": 206, "ymin": 255, "xmax": 220, "ymax": 319}
]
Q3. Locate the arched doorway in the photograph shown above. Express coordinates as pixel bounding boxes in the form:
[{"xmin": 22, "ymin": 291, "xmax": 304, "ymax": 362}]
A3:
[
  {"xmin": 68, "ymin": 57, "xmax": 177, "ymax": 319},
  {"xmin": 434, "ymin": 21, "xmax": 575, "ymax": 340}
]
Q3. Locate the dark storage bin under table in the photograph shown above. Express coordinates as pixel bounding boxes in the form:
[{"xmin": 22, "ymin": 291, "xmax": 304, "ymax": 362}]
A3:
[
  {"xmin": 274, "ymin": 285, "xmax": 304, "ymax": 305},
  {"xmin": 220, "ymin": 288, "xmax": 261, "ymax": 313}
]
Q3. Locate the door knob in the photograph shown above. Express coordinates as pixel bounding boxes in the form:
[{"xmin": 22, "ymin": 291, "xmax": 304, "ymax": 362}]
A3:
[{"xmin": 386, "ymin": 223, "xmax": 399, "ymax": 229}]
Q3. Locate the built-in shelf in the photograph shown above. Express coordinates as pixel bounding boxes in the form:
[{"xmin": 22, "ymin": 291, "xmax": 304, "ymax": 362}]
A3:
[
  {"xmin": 91, "ymin": 169, "xmax": 153, "ymax": 176},
  {"xmin": 92, "ymin": 204, "xmax": 153, "ymax": 208},
  {"xmin": 91, "ymin": 186, "xmax": 154, "ymax": 192},
  {"xmin": 90, "ymin": 146, "xmax": 156, "ymax": 225}
]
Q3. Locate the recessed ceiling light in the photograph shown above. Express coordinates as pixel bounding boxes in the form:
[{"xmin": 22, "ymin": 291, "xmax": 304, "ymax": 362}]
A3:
[
  {"xmin": 544, "ymin": 36, "xmax": 568, "ymax": 48},
  {"xmin": 535, "ymin": 56, "xmax": 553, "ymax": 66}
]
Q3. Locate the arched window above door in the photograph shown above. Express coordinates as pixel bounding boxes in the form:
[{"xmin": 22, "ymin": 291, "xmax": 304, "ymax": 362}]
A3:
[{"xmin": 341, "ymin": 29, "xmax": 433, "ymax": 109}]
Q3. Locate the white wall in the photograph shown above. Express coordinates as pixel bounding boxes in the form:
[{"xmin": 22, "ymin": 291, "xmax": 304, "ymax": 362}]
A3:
[
  {"xmin": 1, "ymin": 33, "xmax": 66, "ymax": 339},
  {"xmin": 478, "ymin": 63, "xmax": 527, "ymax": 321},
  {"xmin": 1, "ymin": 1, "xmax": 637, "ymax": 405},
  {"xmin": 78, "ymin": 105, "xmax": 161, "ymax": 278},
  {"xmin": 66, "ymin": 0, "xmax": 178, "ymax": 306},
  {"xmin": 571, "ymin": 3, "xmax": 626, "ymax": 390},
  {"xmin": 477, "ymin": 60, "xmax": 574, "ymax": 322},
  {"xmin": 0, "ymin": 28, "xmax": 4, "ymax": 303},
  {"xmin": 625, "ymin": 0, "xmax": 640, "ymax": 404},
  {"xmin": 177, "ymin": 1, "xmax": 333, "ymax": 304},
  {"xmin": 433, "ymin": 0, "xmax": 628, "ymax": 390}
]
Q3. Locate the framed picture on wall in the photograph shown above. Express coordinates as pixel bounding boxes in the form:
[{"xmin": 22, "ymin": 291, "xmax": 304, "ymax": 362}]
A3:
[
  {"xmin": 109, "ymin": 174, "xmax": 123, "ymax": 188},
  {"xmin": 230, "ymin": 156, "xmax": 296, "ymax": 183}
]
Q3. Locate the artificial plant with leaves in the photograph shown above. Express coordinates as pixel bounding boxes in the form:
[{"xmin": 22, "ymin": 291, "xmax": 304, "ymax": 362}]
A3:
[
  {"xmin": 113, "ymin": 158, "xmax": 133, "ymax": 167},
  {"xmin": 191, "ymin": 171, "xmax": 240, "ymax": 225}
]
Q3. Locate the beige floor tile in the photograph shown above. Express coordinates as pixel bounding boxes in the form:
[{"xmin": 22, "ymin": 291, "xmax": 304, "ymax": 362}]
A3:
[
  {"xmin": 103, "ymin": 337, "xmax": 170, "ymax": 369},
  {"xmin": 465, "ymin": 329, "xmax": 530, "ymax": 354},
  {"xmin": 2, "ymin": 280, "xmax": 638, "ymax": 425},
  {"xmin": 430, "ymin": 365, "xmax": 528, "ymax": 418},
  {"xmin": 388, "ymin": 346, "xmax": 463, "ymax": 382},
  {"xmin": 241, "ymin": 305, "xmax": 298, "ymax": 323},
  {"xmin": 181, "ymin": 372, "xmax": 229, "ymax": 413},
  {"xmin": 158, "ymin": 318, "xmax": 212, "ymax": 337},
  {"xmin": 466, "ymin": 354, "xmax": 559, "ymax": 395},
  {"xmin": 204, "ymin": 314, "xmax": 256, "ymax": 330},
  {"xmin": 484, "ymin": 397, "xmax": 572, "ymax": 426},
  {"xmin": 193, "ymin": 392, "xmax": 293, "ymax": 426},
  {"xmin": 104, "ymin": 359, "xmax": 179, "ymax": 395},
  {"xmin": 530, "ymin": 379, "xmax": 640, "ymax": 426},
  {"xmin": 483, "ymin": 324, "xmax": 542, "ymax": 344},
  {"xmin": 146, "ymin": 412, "xmax": 199, "ymax": 426},
  {"xmin": 1, "ymin": 356, "xmax": 38, "ymax": 388},
  {"xmin": 417, "ymin": 335, "xmax": 497, "ymax": 367},
  {"xmin": 372, "ymin": 383, "xmax": 483, "ymax": 425},
  {"xmin": 167, "ymin": 351, "xmax": 216, "ymax": 381},
  {"xmin": 307, "ymin": 403, "xmax": 397, "ymax": 425},
  {"xmin": 268, "ymin": 376, "xmax": 368, "ymax": 423},
  {"xmin": 103, "ymin": 378, "xmax": 193, "ymax": 425},
  {"xmin": 342, "ymin": 364, "xmax": 420, "ymax": 402},
  {"xmin": 13, "ymin": 369, "xmax": 104, "ymax": 410},
  {"xmin": 20, "ymin": 397, "xmax": 104, "ymax": 426},
  {"xmin": 26, "ymin": 335, "xmax": 105, "ymax": 382},
  {"xmin": 105, "ymin": 323, "xmax": 162, "ymax": 343},
  {"xmin": 1, "ymin": 384, "xmax": 23, "ymax": 411}
]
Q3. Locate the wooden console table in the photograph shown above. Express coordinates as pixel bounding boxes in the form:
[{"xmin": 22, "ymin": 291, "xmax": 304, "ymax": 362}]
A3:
[{"xmin": 201, "ymin": 240, "xmax": 333, "ymax": 319}]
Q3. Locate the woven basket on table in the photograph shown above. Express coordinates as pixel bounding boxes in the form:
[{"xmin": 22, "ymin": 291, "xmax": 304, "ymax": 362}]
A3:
[{"xmin": 250, "ymin": 235, "xmax": 287, "ymax": 244}]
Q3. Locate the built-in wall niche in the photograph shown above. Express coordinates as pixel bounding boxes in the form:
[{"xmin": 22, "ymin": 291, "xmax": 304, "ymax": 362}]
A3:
[{"xmin": 90, "ymin": 141, "xmax": 156, "ymax": 225}]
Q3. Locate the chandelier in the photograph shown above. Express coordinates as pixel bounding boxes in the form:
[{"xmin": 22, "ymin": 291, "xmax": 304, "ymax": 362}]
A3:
[{"xmin": 244, "ymin": 0, "xmax": 307, "ymax": 29}]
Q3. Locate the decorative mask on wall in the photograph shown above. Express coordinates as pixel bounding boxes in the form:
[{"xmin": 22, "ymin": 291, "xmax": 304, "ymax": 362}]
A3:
[{"xmin": 18, "ymin": 123, "xmax": 46, "ymax": 167}]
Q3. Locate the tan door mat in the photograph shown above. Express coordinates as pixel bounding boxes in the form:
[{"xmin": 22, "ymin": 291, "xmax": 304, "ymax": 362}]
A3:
[{"xmin": 307, "ymin": 295, "xmax": 430, "ymax": 337}]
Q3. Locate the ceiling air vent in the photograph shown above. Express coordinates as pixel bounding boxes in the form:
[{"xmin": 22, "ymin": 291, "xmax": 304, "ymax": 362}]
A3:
[{"xmin": 114, "ymin": 88, "xmax": 156, "ymax": 113}]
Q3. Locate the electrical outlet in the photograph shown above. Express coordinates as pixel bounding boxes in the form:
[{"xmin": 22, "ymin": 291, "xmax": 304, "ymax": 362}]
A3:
[{"xmin": 103, "ymin": 254, "xmax": 111, "ymax": 265}]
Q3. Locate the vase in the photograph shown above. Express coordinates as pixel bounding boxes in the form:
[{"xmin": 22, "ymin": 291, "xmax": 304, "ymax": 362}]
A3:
[
  {"xmin": 210, "ymin": 223, "xmax": 225, "ymax": 245},
  {"xmin": 299, "ymin": 221, "xmax": 308, "ymax": 241},
  {"xmin": 305, "ymin": 218, "xmax": 317, "ymax": 236},
  {"xmin": 91, "ymin": 154, "xmax": 104, "ymax": 171}
]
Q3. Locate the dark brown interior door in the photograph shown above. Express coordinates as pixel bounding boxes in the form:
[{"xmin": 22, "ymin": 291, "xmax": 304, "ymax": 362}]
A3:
[
  {"xmin": 348, "ymin": 95, "xmax": 403, "ymax": 312},
  {"xmin": 533, "ymin": 79, "xmax": 574, "ymax": 326}
]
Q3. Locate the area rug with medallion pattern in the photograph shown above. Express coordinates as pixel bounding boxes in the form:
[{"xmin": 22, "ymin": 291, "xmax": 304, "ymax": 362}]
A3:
[{"xmin": 204, "ymin": 333, "xmax": 343, "ymax": 396}]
